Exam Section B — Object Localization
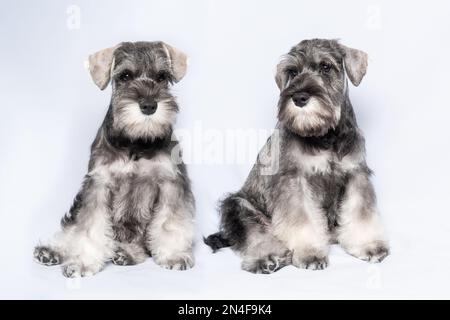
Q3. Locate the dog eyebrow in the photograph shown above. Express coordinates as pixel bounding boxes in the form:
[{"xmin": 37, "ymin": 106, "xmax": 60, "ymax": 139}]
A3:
[
  {"xmin": 153, "ymin": 55, "xmax": 171, "ymax": 70},
  {"xmin": 281, "ymin": 54, "xmax": 304, "ymax": 70},
  {"xmin": 317, "ymin": 55, "xmax": 339, "ymax": 69},
  {"xmin": 112, "ymin": 61, "xmax": 136, "ymax": 77}
]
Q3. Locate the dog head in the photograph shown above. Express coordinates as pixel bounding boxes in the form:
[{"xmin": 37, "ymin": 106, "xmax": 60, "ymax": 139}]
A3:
[
  {"xmin": 88, "ymin": 41, "xmax": 188, "ymax": 141},
  {"xmin": 275, "ymin": 39, "xmax": 368, "ymax": 137}
]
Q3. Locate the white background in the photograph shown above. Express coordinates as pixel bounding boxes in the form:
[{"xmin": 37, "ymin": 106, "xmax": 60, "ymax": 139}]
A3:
[{"xmin": 1, "ymin": 0, "xmax": 450, "ymax": 299}]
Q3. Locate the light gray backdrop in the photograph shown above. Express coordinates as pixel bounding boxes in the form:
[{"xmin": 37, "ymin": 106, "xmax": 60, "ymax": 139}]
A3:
[{"xmin": 1, "ymin": 0, "xmax": 449, "ymax": 298}]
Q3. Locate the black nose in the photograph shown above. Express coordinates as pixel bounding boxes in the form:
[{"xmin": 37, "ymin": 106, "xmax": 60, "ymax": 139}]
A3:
[
  {"xmin": 292, "ymin": 92, "xmax": 310, "ymax": 107},
  {"xmin": 140, "ymin": 102, "xmax": 157, "ymax": 115}
]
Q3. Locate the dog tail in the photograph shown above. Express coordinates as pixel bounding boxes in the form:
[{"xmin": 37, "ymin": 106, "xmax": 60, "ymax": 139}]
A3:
[
  {"xmin": 204, "ymin": 192, "xmax": 270, "ymax": 253},
  {"xmin": 203, "ymin": 232, "xmax": 231, "ymax": 253}
]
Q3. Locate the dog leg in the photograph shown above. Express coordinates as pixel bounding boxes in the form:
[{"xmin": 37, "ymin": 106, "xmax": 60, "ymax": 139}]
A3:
[
  {"xmin": 240, "ymin": 229, "xmax": 291, "ymax": 274},
  {"xmin": 337, "ymin": 171, "xmax": 389, "ymax": 263},
  {"xmin": 272, "ymin": 183, "xmax": 330, "ymax": 270},
  {"xmin": 287, "ymin": 221, "xmax": 330, "ymax": 270},
  {"xmin": 146, "ymin": 181, "xmax": 195, "ymax": 271},
  {"xmin": 35, "ymin": 174, "xmax": 116, "ymax": 277},
  {"xmin": 215, "ymin": 194, "xmax": 291, "ymax": 274}
]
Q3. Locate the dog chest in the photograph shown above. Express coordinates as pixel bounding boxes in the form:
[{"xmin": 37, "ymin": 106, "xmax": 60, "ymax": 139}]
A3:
[
  {"xmin": 296, "ymin": 149, "xmax": 362, "ymax": 231},
  {"xmin": 91, "ymin": 153, "xmax": 178, "ymax": 181},
  {"xmin": 298, "ymin": 150, "xmax": 333, "ymax": 174},
  {"xmin": 297, "ymin": 147, "xmax": 363, "ymax": 175},
  {"xmin": 90, "ymin": 153, "xmax": 179, "ymax": 218}
]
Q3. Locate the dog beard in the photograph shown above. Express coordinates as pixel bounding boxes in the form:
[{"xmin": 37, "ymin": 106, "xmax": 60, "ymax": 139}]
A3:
[
  {"xmin": 278, "ymin": 96, "xmax": 341, "ymax": 137},
  {"xmin": 112, "ymin": 99, "xmax": 178, "ymax": 140}
]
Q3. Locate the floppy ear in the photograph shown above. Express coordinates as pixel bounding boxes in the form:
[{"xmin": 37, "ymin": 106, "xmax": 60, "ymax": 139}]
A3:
[
  {"xmin": 274, "ymin": 58, "xmax": 290, "ymax": 90},
  {"xmin": 88, "ymin": 45, "xmax": 119, "ymax": 90},
  {"xmin": 275, "ymin": 63, "xmax": 286, "ymax": 90},
  {"xmin": 162, "ymin": 42, "xmax": 188, "ymax": 82},
  {"xmin": 340, "ymin": 44, "xmax": 368, "ymax": 87}
]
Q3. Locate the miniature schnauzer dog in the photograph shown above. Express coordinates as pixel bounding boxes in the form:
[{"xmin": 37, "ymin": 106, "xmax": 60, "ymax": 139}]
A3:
[
  {"xmin": 205, "ymin": 39, "xmax": 389, "ymax": 273},
  {"xmin": 34, "ymin": 41, "xmax": 195, "ymax": 277}
]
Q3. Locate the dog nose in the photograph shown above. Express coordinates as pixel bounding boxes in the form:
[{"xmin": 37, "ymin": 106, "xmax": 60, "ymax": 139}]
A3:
[
  {"xmin": 292, "ymin": 92, "xmax": 310, "ymax": 107},
  {"xmin": 140, "ymin": 102, "xmax": 157, "ymax": 115}
]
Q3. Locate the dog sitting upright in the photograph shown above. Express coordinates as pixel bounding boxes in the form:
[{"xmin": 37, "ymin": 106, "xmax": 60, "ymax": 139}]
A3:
[
  {"xmin": 34, "ymin": 41, "xmax": 195, "ymax": 277},
  {"xmin": 205, "ymin": 39, "xmax": 389, "ymax": 273}
]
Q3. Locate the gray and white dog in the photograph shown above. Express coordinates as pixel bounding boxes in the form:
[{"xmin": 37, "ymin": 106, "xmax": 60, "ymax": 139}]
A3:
[
  {"xmin": 34, "ymin": 41, "xmax": 195, "ymax": 277},
  {"xmin": 205, "ymin": 39, "xmax": 389, "ymax": 273}
]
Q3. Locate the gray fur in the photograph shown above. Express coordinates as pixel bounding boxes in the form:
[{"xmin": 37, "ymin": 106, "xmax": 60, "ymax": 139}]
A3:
[
  {"xmin": 205, "ymin": 39, "xmax": 389, "ymax": 273},
  {"xmin": 34, "ymin": 41, "xmax": 195, "ymax": 277}
]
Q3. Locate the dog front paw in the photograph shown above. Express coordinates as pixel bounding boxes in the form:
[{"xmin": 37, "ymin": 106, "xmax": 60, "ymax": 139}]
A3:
[
  {"xmin": 112, "ymin": 249, "xmax": 135, "ymax": 266},
  {"xmin": 153, "ymin": 253, "xmax": 194, "ymax": 271},
  {"xmin": 62, "ymin": 264, "xmax": 82, "ymax": 278},
  {"xmin": 351, "ymin": 241, "xmax": 389, "ymax": 263},
  {"xmin": 34, "ymin": 246, "xmax": 61, "ymax": 266},
  {"xmin": 62, "ymin": 263, "xmax": 101, "ymax": 278},
  {"xmin": 242, "ymin": 253, "xmax": 291, "ymax": 274},
  {"xmin": 292, "ymin": 253, "xmax": 328, "ymax": 270}
]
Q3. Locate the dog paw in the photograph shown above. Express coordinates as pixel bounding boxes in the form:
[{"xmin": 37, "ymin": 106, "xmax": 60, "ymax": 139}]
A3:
[
  {"xmin": 34, "ymin": 246, "xmax": 61, "ymax": 266},
  {"xmin": 293, "ymin": 254, "xmax": 328, "ymax": 270},
  {"xmin": 355, "ymin": 242, "xmax": 390, "ymax": 263},
  {"xmin": 153, "ymin": 254, "xmax": 194, "ymax": 271},
  {"xmin": 112, "ymin": 250, "xmax": 135, "ymax": 266},
  {"xmin": 242, "ymin": 254, "xmax": 290, "ymax": 274},
  {"xmin": 62, "ymin": 264, "xmax": 82, "ymax": 278},
  {"xmin": 62, "ymin": 264, "xmax": 100, "ymax": 278}
]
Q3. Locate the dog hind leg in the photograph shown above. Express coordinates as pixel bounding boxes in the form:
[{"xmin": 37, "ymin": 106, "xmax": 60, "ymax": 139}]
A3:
[
  {"xmin": 215, "ymin": 194, "xmax": 291, "ymax": 274},
  {"xmin": 240, "ymin": 230, "xmax": 292, "ymax": 274},
  {"xmin": 34, "ymin": 245, "xmax": 62, "ymax": 266}
]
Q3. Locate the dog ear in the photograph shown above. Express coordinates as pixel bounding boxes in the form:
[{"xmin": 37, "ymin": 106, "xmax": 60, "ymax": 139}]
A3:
[
  {"xmin": 340, "ymin": 44, "xmax": 368, "ymax": 87},
  {"xmin": 274, "ymin": 59, "xmax": 289, "ymax": 90},
  {"xmin": 162, "ymin": 42, "xmax": 188, "ymax": 83},
  {"xmin": 88, "ymin": 45, "xmax": 119, "ymax": 90}
]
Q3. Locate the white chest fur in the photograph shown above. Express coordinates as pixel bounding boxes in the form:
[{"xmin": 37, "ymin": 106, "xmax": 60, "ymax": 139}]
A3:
[
  {"xmin": 297, "ymin": 148, "xmax": 364, "ymax": 174},
  {"xmin": 299, "ymin": 150, "xmax": 333, "ymax": 174},
  {"xmin": 90, "ymin": 153, "xmax": 179, "ymax": 182}
]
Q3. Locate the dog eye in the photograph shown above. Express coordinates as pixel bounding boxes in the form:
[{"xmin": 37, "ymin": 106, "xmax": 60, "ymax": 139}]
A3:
[
  {"xmin": 286, "ymin": 69, "xmax": 298, "ymax": 78},
  {"xmin": 118, "ymin": 70, "xmax": 133, "ymax": 82},
  {"xmin": 156, "ymin": 72, "xmax": 169, "ymax": 83},
  {"xmin": 320, "ymin": 62, "xmax": 332, "ymax": 74}
]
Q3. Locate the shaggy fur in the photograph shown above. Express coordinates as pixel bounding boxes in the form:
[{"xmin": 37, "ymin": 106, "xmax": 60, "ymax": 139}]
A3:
[
  {"xmin": 205, "ymin": 39, "xmax": 389, "ymax": 273},
  {"xmin": 34, "ymin": 41, "xmax": 195, "ymax": 277}
]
